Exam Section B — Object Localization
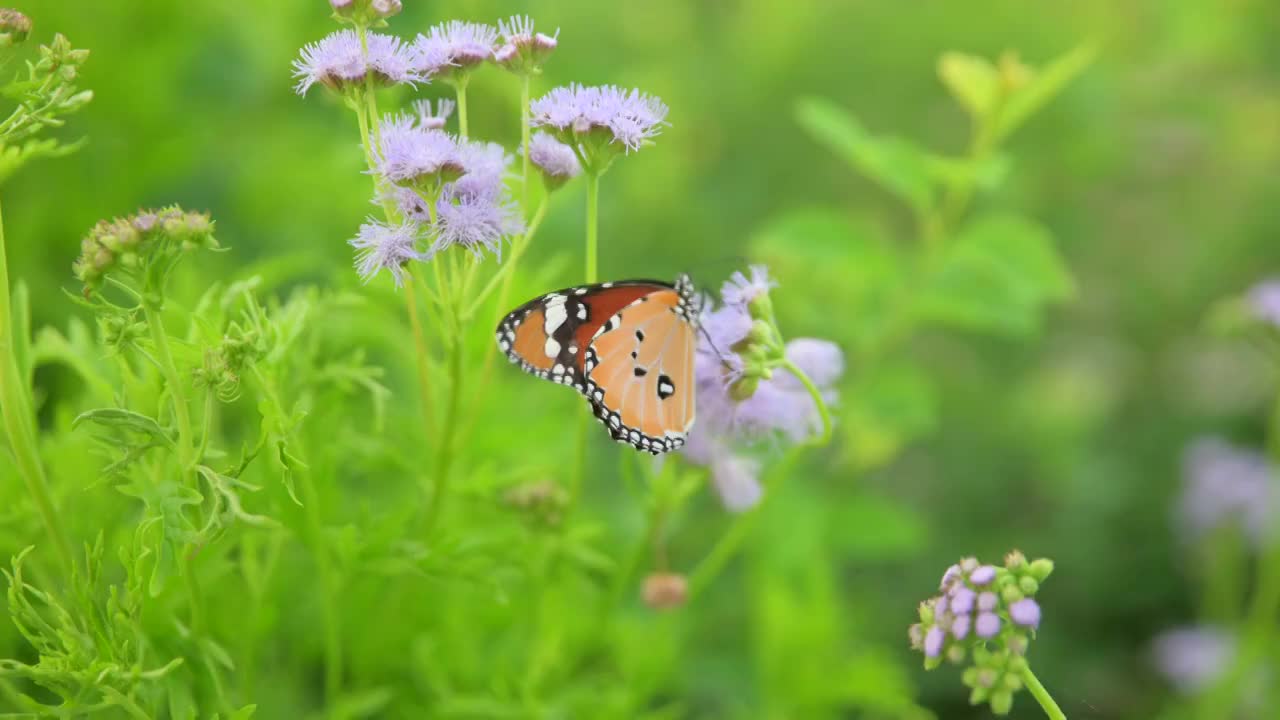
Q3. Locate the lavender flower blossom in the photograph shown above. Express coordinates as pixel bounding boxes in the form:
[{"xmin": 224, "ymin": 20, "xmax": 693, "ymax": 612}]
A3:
[
  {"xmin": 495, "ymin": 15, "xmax": 558, "ymax": 74},
  {"xmin": 530, "ymin": 84, "xmax": 669, "ymax": 154},
  {"xmin": 412, "ymin": 21, "xmax": 497, "ymax": 79},
  {"xmin": 528, "ymin": 132, "xmax": 581, "ymax": 188},
  {"xmin": 1248, "ymin": 279, "xmax": 1280, "ymax": 328},
  {"xmin": 414, "ymin": 98, "xmax": 455, "ymax": 130},
  {"xmin": 349, "ymin": 219, "xmax": 423, "ymax": 287},
  {"xmin": 1009, "ymin": 599, "xmax": 1041, "ymax": 629},
  {"xmin": 974, "ymin": 612, "xmax": 1001, "ymax": 638},
  {"xmin": 293, "ymin": 30, "xmax": 419, "ymax": 96},
  {"xmin": 1151, "ymin": 626, "xmax": 1234, "ymax": 693},
  {"xmin": 1180, "ymin": 437, "xmax": 1277, "ymax": 547},
  {"xmin": 372, "ymin": 113, "xmax": 462, "ymax": 187},
  {"xmin": 431, "ymin": 143, "xmax": 523, "ymax": 259}
]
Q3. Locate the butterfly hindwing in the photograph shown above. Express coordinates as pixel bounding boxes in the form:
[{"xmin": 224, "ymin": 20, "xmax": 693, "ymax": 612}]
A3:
[{"xmin": 497, "ymin": 275, "xmax": 701, "ymax": 455}]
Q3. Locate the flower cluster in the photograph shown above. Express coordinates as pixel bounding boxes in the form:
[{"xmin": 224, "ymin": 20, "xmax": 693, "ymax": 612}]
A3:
[
  {"xmin": 292, "ymin": 30, "xmax": 420, "ymax": 96},
  {"xmin": 411, "ymin": 21, "xmax": 497, "ymax": 81},
  {"xmin": 530, "ymin": 84, "xmax": 669, "ymax": 170},
  {"xmin": 527, "ymin": 132, "xmax": 580, "ymax": 189},
  {"xmin": 74, "ymin": 207, "xmax": 216, "ymax": 292},
  {"xmin": 682, "ymin": 266, "xmax": 843, "ymax": 511},
  {"xmin": 495, "ymin": 16, "xmax": 558, "ymax": 76},
  {"xmin": 1150, "ymin": 625, "xmax": 1235, "ymax": 694},
  {"xmin": 1179, "ymin": 437, "xmax": 1276, "ymax": 547},
  {"xmin": 0, "ymin": 8, "xmax": 30, "ymax": 46},
  {"xmin": 908, "ymin": 552, "xmax": 1054, "ymax": 716}
]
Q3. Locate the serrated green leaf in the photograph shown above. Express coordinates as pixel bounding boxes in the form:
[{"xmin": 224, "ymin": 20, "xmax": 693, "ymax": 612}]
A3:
[
  {"xmin": 73, "ymin": 407, "xmax": 174, "ymax": 445},
  {"xmin": 997, "ymin": 43, "xmax": 1097, "ymax": 140},
  {"xmin": 912, "ymin": 214, "xmax": 1075, "ymax": 336},
  {"xmin": 751, "ymin": 208, "xmax": 906, "ymax": 352},
  {"xmin": 795, "ymin": 97, "xmax": 934, "ymax": 213}
]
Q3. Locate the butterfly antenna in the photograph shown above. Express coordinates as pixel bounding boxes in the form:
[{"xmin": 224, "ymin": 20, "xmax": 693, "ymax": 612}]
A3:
[{"xmin": 697, "ymin": 324, "xmax": 738, "ymax": 372}]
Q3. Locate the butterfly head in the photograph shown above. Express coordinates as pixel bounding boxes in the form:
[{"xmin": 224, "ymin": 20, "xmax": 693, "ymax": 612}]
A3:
[{"xmin": 673, "ymin": 273, "xmax": 703, "ymax": 324}]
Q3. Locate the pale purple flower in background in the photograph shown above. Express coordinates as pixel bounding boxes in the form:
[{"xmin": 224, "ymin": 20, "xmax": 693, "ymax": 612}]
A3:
[
  {"xmin": 293, "ymin": 30, "xmax": 420, "ymax": 95},
  {"xmin": 414, "ymin": 98, "xmax": 455, "ymax": 130},
  {"xmin": 329, "ymin": 0, "xmax": 353, "ymax": 11},
  {"xmin": 528, "ymin": 132, "xmax": 581, "ymax": 182},
  {"xmin": 349, "ymin": 219, "xmax": 423, "ymax": 287},
  {"xmin": 454, "ymin": 140, "xmax": 509, "ymax": 185},
  {"xmin": 1009, "ymin": 598, "xmax": 1041, "ymax": 629},
  {"xmin": 372, "ymin": 113, "xmax": 461, "ymax": 186},
  {"xmin": 730, "ymin": 338, "xmax": 843, "ymax": 442},
  {"xmin": 1180, "ymin": 437, "xmax": 1277, "ymax": 547},
  {"xmin": 709, "ymin": 453, "xmax": 764, "ymax": 513},
  {"xmin": 1248, "ymin": 279, "xmax": 1280, "ymax": 328},
  {"xmin": 1151, "ymin": 626, "xmax": 1234, "ymax": 693},
  {"xmin": 721, "ymin": 265, "xmax": 776, "ymax": 307},
  {"xmin": 412, "ymin": 21, "xmax": 497, "ymax": 77},
  {"xmin": 530, "ymin": 84, "xmax": 669, "ymax": 153}
]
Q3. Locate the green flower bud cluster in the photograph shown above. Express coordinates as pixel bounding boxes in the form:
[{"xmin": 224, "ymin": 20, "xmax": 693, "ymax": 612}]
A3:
[
  {"xmin": 502, "ymin": 480, "xmax": 568, "ymax": 529},
  {"xmin": 727, "ymin": 291, "xmax": 785, "ymax": 402},
  {"xmin": 0, "ymin": 8, "xmax": 31, "ymax": 47},
  {"xmin": 195, "ymin": 324, "xmax": 267, "ymax": 403},
  {"xmin": 73, "ymin": 207, "xmax": 217, "ymax": 293},
  {"xmin": 908, "ymin": 551, "xmax": 1055, "ymax": 716}
]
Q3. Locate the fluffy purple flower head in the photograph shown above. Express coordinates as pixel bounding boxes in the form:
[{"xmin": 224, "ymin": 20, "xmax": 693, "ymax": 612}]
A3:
[
  {"xmin": 722, "ymin": 265, "xmax": 776, "ymax": 307},
  {"xmin": 412, "ymin": 21, "xmax": 497, "ymax": 78},
  {"xmin": 372, "ymin": 113, "xmax": 462, "ymax": 186},
  {"xmin": 969, "ymin": 565, "xmax": 997, "ymax": 586},
  {"xmin": 950, "ymin": 586, "xmax": 976, "ymax": 615},
  {"xmin": 293, "ymin": 30, "xmax": 419, "ymax": 96},
  {"xmin": 431, "ymin": 146, "xmax": 522, "ymax": 259},
  {"xmin": 349, "ymin": 219, "xmax": 423, "ymax": 287},
  {"xmin": 951, "ymin": 614, "xmax": 972, "ymax": 640},
  {"xmin": 977, "ymin": 592, "xmax": 998, "ymax": 612},
  {"xmin": 530, "ymin": 84, "xmax": 669, "ymax": 155},
  {"xmin": 974, "ymin": 612, "xmax": 1001, "ymax": 639},
  {"xmin": 1009, "ymin": 598, "xmax": 1041, "ymax": 628},
  {"xmin": 528, "ymin": 132, "xmax": 581, "ymax": 187},
  {"xmin": 382, "ymin": 186, "xmax": 431, "ymax": 224},
  {"xmin": 1180, "ymin": 437, "xmax": 1276, "ymax": 547},
  {"xmin": 729, "ymin": 338, "xmax": 843, "ymax": 442},
  {"xmin": 1248, "ymin": 279, "xmax": 1280, "ymax": 328},
  {"xmin": 414, "ymin": 98, "xmax": 455, "ymax": 130},
  {"xmin": 495, "ymin": 15, "xmax": 558, "ymax": 74},
  {"xmin": 1151, "ymin": 626, "xmax": 1234, "ymax": 693}
]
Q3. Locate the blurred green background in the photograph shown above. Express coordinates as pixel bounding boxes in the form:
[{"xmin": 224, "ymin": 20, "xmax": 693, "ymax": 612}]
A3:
[{"xmin": 7, "ymin": 0, "xmax": 1280, "ymax": 717}]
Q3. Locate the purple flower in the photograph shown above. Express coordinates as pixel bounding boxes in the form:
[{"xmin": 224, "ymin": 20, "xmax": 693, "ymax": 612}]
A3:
[
  {"xmin": 975, "ymin": 612, "xmax": 1001, "ymax": 639},
  {"xmin": 731, "ymin": 339, "xmax": 842, "ymax": 442},
  {"xmin": 431, "ymin": 148, "xmax": 522, "ymax": 259},
  {"xmin": 373, "ymin": 113, "xmax": 462, "ymax": 186},
  {"xmin": 528, "ymin": 132, "xmax": 581, "ymax": 185},
  {"xmin": 710, "ymin": 453, "xmax": 763, "ymax": 513},
  {"xmin": 293, "ymin": 30, "xmax": 420, "ymax": 96},
  {"xmin": 1151, "ymin": 626, "xmax": 1234, "ymax": 693},
  {"xmin": 1009, "ymin": 598, "xmax": 1041, "ymax": 629},
  {"xmin": 969, "ymin": 565, "xmax": 997, "ymax": 586},
  {"xmin": 1180, "ymin": 437, "xmax": 1276, "ymax": 547},
  {"xmin": 530, "ymin": 84, "xmax": 669, "ymax": 153},
  {"xmin": 923, "ymin": 626, "xmax": 945, "ymax": 658},
  {"xmin": 349, "ymin": 219, "xmax": 423, "ymax": 287},
  {"xmin": 412, "ymin": 21, "xmax": 497, "ymax": 77},
  {"xmin": 1248, "ymin": 280, "xmax": 1280, "ymax": 328},
  {"xmin": 951, "ymin": 614, "xmax": 971, "ymax": 640},
  {"xmin": 380, "ymin": 186, "xmax": 431, "ymax": 224},
  {"xmin": 370, "ymin": 0, "xmax": 401, "ymax": 17},
  {"xmin": 977, "ymin": 592, "xmax": 998, "ymax": 612},
  {"xmin": 722, "ymin": 265, "xmax": 775, "ymax": 307},
  {"xmin": 495, "ymin": 15, "xmax": 558, "ymax": 74},
  {"xmin": 940, "ymin": 564, "xmax": 962, "ymax": 590},
  {"xmin": 414, "ymin": 98, "xmax": 455, "ymax": 130}
]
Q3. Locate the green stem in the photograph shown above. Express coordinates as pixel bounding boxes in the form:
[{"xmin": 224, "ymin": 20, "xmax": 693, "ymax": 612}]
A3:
[
  {"xmin": 1022, "ymin": 666, "xmax": 1067, "ymax": 720},
  {"xmin": 402, "ymin": 272, "xmax": 436, "ymax": 434},
  {"xmin": 181, "ymin": 552, "xmax": 205, "ymax": 636},
  {"xmin": 464, "ymin": 197, "xmax": 548, "ymax": 320},
  {"xmin": 0, "ymin": 197, "xmax": 73, "ymax": 571},
  {"xmin": 585, "ymin": 173, "xmax": 600, "ymax": 283},
  {"xmin": 779, "ymin": 358, "xmax": 833, "ymax": 446},
  {"xmin": 455, "ymin": 77, "xmax": 470, "ymax": 138},
  {"xmin": 141, "ymin": 302, "xmax": 194, "ymax": 472},
  {"xmin": 520, "ymin": 74, "xmax": 531, "ymax": 209}
]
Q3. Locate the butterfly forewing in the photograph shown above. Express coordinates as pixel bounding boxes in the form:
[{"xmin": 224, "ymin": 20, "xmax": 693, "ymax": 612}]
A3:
[{"xmin": 497, "ymin": 275, "xmax": 700, "ymax": 455}]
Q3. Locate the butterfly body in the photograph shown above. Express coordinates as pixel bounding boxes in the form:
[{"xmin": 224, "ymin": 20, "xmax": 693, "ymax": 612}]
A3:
[{"xmin": 497, "ymin": 275, "xmax": 701, "ymax": 454}]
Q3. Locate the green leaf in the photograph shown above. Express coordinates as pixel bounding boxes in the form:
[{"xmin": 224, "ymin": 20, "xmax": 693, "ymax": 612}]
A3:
[
  {"xmin": 795, "ymin": 97, "xmax": 934, "ymax": 213},
  {"xmin": 751, "ymin": 208, "xmax": 905, "ymax": 353},
  {"xmin": 73, "ymin": 407, "xmax": 175, "ymax": 445},
  {"xmin": 997, "ymin": 43, "xmax": 1097, "ymax": 140},
  {"xmin": 844, "ymin": 364, "xmax": 937, "ymax": 470},
  {"xmin": 11, "ymin": 280, "xmax": 31, "ymax": 386},
  {"xmin": 938, "ymin": 52, "xmax": 999, "ymax": 118},
  {"xmin": 912, "ymin": 214, "xmax": 1075, "ymax": 336}
]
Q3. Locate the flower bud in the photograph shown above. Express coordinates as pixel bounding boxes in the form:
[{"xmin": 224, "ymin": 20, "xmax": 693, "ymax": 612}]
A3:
[
  {"xmin": 946, "ymin": 644, "xmax": 966, "ymax": 664},
  {"xmin": 989, "ymin": 689, "xmax": 1014, "ymax": 715},
  {"xmin": 1028, "ymin": 558, "xmax": 1054, "ymax": 582},
  {"xmin": 370, "ymin": 0, "xmax": 401, "ymax": 18},
  {"xmin": 0, "ymin": 9, "xmax": 31, "ymax": 47},
  {"xmin": 1004, "ymin": 550, "xmax": 1027, "ymax": 571},
  {"xmin": 969, "ymin": 686, "xmax": 990, "ymax": 705},
  {"xmin": 918, "ymin": 599, "xmax": 936, "ymax": 625},
  {"xmin": 1000, "ymin": 585, "xmax": 1024, "ymax": 605},
  {"xmin": 642, "ymin": 573, "xmax": 688, "ymax": 611},
  {"xmin": 1018, "ymin": 576, "xmax": 1039, "ymax": 595},
  {"xmin": 330, "ymin": 0, "xmax": 356, "ymax": 16}
]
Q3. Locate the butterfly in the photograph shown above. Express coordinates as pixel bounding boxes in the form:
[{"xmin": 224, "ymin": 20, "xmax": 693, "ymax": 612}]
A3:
[{"xmin": 496, "ymin": 274, "xmax": 702, "ymax": 454}]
